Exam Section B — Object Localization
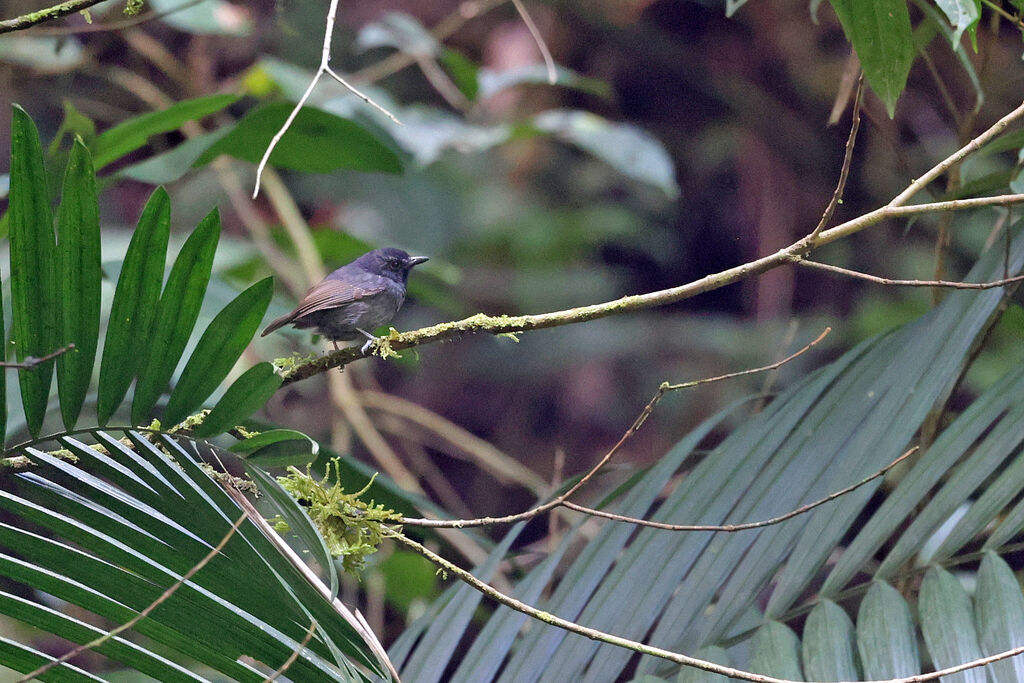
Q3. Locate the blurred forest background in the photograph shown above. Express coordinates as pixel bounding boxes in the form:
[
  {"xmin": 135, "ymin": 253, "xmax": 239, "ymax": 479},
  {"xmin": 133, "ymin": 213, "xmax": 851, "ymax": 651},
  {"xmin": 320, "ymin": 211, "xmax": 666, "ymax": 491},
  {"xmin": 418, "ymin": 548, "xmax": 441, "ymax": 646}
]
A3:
[{"xmin": 3, "ymin": 0, "xmax": 1024, "ymax": 675}]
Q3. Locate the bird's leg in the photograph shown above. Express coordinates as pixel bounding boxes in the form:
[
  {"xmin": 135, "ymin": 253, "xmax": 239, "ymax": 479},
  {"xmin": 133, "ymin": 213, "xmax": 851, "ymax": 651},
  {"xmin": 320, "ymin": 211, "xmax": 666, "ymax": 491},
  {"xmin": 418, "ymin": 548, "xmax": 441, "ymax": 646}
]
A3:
[
  {"xmin": 356, "ymin": 328, "xmax": 377, "ymax": 355},
  {"xmin": 331, "ymin": 340, "xmax": 344, "ymax": 373}
]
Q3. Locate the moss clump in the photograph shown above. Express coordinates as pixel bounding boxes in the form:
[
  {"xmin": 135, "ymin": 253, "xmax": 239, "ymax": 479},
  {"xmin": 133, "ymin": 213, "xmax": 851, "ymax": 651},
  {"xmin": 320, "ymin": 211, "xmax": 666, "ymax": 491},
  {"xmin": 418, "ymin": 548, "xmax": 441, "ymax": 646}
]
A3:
[{"xmin": 276, "ymin": 460, "xmax": 401, "ymax": 576}]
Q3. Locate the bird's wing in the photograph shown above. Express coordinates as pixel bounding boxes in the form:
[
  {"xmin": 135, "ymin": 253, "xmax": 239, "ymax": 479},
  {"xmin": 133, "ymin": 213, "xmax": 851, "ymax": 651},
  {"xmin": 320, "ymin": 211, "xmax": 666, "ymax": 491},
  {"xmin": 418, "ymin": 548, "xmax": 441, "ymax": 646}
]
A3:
[
  {"xmin": 292, "ymin": 278, "xmax": 386, "ymax": 317},
  {"xmin": 261, "ymin": 278, "xmax": 387, "ymax": 336}
]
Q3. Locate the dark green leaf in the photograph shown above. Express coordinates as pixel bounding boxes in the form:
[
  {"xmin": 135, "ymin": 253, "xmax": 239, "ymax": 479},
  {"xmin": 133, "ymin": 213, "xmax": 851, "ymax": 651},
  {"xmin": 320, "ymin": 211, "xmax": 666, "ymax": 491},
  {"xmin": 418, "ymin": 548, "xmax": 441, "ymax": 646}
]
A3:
[
  {"xmin": 91, "ymin": 94, "xmax": 239, "ymax": 169},
  {"xmin": 97, "ymin": 187, "xmax": 170, "ymax": 425},
  {"xmin": 229, "ymin": 427, "xmax": 317, "ymax": 467},
  {"xmin": 244, "ymin": 462, "xmax": 339, "ymax": 601},
  {"xmin": 196, "ymin": 103, "xmax": 402, "ymax": 174},
  {"xmin": 8, "ymin": 105, "xmax": 58, "ymax": 438},
  {"xmin": 193, "ymin": 363, "xmax": 282, "ymax": 438},
  {"xmin": 829, "ymin": 0, "xmax": 914, "ymax": 117},
  {"xmin": 975, "ymin": 552, "xmax": 1024, "ymax": 681},
  {"xmin": 56, "ymin": 139, "xmax": 101, "ymax": 430},
  {"xmin": 919, "ymin": 566, "xmax": 987, "ymax": 683},
  {"xmin": 118, "ymin": 128, "xmax": 230, "ymax": 185},
  {"xmin": 441, "ymin": 48, "xmax": 480, "ymax": 100},
  {"xmin": 163, "ymin": 277, "xmax": 274, "ymax": 426},
  {"xmin": 131, "ymin": 208, "xmax": 220, "ymax": 426}
]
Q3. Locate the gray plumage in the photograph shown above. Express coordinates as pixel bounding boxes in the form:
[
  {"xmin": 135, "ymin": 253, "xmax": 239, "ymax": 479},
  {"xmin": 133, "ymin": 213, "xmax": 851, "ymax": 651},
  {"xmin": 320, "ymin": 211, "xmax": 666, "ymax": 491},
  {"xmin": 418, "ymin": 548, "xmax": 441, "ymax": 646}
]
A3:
[{"xmin": 261, "ymin": 248, "xmax": 428, "ymax": 351}]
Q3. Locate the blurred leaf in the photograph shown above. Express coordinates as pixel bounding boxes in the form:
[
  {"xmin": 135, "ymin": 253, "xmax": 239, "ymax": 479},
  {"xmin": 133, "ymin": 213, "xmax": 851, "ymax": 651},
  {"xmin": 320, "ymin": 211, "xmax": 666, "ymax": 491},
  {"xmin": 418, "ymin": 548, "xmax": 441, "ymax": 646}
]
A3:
[
  {"xmin": 132, "ymin": 209, "xmax": 220, "ymax": 426},
  {"xmin": 56, "ymin": 139, "xmax": 101, "ymax": 430},
  {"xmin": 8, "ymin": 105, "xmax": 58, "ymax": 439},
  {"xmin": 193, "ymin": 362, "xmax": 282, "ymax": 438},
  {"xmin": 92, "ymin": 94, "xmax": 239, "ymax": 169},
  {"xmin": 934, "ymin": 0, "xmax": 980, "ymax": 50},
  {"xmin": 148, "ymin": 0, "xmax": 252, "ymax": 36},
  {"xmin": 118, "ymin": 128, "xmax": 231, "ymax": 185},
  {"xmin": 478, "ymin": 65, "xmax": 611, "ymax": 99},
  {"xmin": 0, "ymin": 36, "xmax": 84, "ymax": 70},
  {"xmin": 48, "ymin": 101, "xmax": 96, "ymax": 157},
  {"xmin": 441, "ymin": 49, "xmax": 480, "ymax": 101},
  {"xmin": 356, "ymin": 12, "xmax": 439, "ymax": 58},
  {"xmin": 533, "ymin": 109, "xmax": 679, "ymax": 198},
  {"xmin": 163, "ymin": 277, "xmax": 274, "ymax": 426},
  {"xmin": 725, "ymin": 0, "xmax": 750, "ymax": 17},
  {"xmin": 230, "ymin": 428, "xmax": 319, "ymax": 467},
  {"xmin": 97, "ymin": 187, "xmax": 170, "ymax": 425},
  {"xmin": 829, "ymin": 0, "xmax": 914, "ymax": 117},
  {"xmin": 390, "ymin": 108, "xmax": 510, "ymax": 166},
  {"xmin": 197, "ymin": 103, "xmax": 402, "ymax": 174}
]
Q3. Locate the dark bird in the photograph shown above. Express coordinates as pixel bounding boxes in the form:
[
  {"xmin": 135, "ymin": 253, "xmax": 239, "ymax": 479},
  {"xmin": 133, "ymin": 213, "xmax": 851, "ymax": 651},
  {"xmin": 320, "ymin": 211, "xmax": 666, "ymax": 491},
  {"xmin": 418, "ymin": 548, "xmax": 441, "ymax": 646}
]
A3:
[{"xmin": 261, "ymin": 248, "xmax": 429, "ymax": 353}]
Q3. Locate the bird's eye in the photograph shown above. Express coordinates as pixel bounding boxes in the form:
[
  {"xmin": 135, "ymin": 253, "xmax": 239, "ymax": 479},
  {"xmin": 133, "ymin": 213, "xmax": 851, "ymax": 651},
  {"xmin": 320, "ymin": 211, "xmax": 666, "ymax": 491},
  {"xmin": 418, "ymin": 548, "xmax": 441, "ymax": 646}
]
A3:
[{"xmin": 388, "ymin": 259, "xmax": 400, "ymax": 268}]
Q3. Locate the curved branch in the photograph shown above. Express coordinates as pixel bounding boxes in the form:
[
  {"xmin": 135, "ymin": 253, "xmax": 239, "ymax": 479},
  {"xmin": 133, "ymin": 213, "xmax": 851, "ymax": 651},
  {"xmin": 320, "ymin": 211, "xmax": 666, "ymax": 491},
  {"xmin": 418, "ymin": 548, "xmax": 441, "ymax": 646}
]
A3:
[{"xmin": 0, "ymin": 0, "xmax": 111, "ymax": 34}]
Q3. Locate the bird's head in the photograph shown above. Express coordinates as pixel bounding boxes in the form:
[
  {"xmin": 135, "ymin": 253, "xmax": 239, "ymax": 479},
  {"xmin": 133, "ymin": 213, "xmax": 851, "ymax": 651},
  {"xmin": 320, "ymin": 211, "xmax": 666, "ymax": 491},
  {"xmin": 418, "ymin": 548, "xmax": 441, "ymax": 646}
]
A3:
[{"xmin": 359, "ymin": 248, "xmax": 429, "ymax": 283}]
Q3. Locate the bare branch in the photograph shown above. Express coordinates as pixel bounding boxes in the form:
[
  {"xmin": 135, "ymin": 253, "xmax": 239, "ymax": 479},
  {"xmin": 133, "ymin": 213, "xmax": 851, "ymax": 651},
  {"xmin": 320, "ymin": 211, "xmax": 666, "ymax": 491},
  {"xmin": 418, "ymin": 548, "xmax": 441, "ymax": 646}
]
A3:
[
  {"xmin": 0, "ymin": 343, "xmax": 75, "ymax": 369},
  {"xmin": 252, "ymin": 0, "xmax": 399, "ymax": 198},
  {"xmin": 262, "ymin": 619, "xmax": 318, "ymax": 683},
  {"xmin": 19, "ymin": 512, "xmax": 249, "ymax": 682},
  {"xmin": 400, "ymin": 328, "xmax": 830, "ymax": 529},
  {"xmin": 511, "ymin": 0, "xmax": 557, "ymax": 84},
  {"xmin": 800, "ymin": 260, "xmax": 1024, "ymax": 289},
  {"xmin": 562, "ymin": 446, "xmax": 917, "ymax": 532},
  {"xmin": 809, "ymin": 74, "xmax": 863, "ymax": 242}
]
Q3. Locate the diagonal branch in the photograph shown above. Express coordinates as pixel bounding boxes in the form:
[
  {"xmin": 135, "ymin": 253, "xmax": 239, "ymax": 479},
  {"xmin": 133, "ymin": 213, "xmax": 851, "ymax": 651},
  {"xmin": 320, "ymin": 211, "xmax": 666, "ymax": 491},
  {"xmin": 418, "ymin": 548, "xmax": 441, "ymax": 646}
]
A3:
[{"xmin": 0, "ymin": 0, "xmax": 109, "ymax": 34}]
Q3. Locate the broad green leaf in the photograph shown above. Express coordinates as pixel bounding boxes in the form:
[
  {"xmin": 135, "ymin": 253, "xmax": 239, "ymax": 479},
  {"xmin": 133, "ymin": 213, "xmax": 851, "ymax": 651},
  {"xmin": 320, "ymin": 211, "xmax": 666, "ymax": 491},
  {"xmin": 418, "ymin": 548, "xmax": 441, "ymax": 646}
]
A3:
[
  {"xmin": 228, "ymin": 427, "xmax": 317, "ymax": 467},
  {"xmin": 975, "ymin": 552, "xmax": 1024, "ymax": 683},
  {"xmin": 0, "ymin": 636, "xmax": 102, "ymax": 681},
  {"xmin": 91, "ymin": 94, "xmax": 239, "ymax": 169},
  {"xmin": 163, "ymin": 277, "xmax": 274, "ymax": 426},
  {"xmin": 196, "ymin": 102, "xmax": 403, "ymax": 174},
  {"xmin": 919, "ymin": 566, "xmax": 987, "ymax": 683},
  {"xmin": 8, "ymin": 105, "xmax": 58, "ymax": 439},
  {"xmin": 749, "ymin": 621, "xmax": 803, "ymax": 680},
  {"xmin": 801, "ymin": 600, "xmax": 859, "ymax": 681},
  {"xmin": 244, "ymin": 462, "xmax": 339, "ymax": 602},
  {"xmin": 131, "ymin": 209, "xmax": 220, "ymax": 426},
  {"xmin": 48, "ymin": 101, "xmax": 96, "ymax": 157},
  {"xmin": 97, "ymin": 187, "xmax": 170, "ymax": 425},
  {"xmin": 56, "ymin": 139, "xmax": 101, "ymax": 430},
  {"xmin": 533, "ymin": 110, "xmax": 679, "ymax": 198},
  {"xmin": 118, "ymin": 128, "xmax": 231, "ymax": 185},
  {"xmin": 193, "ymin": 363, "xmax": 282, "ymax": 438},
  {"xmin": 829, "ymin": 0, "xmax": 914, "ymax": 117},
  {"xmin": 856, "ymin": 581, "xmax": 920, "ymax": 678}
]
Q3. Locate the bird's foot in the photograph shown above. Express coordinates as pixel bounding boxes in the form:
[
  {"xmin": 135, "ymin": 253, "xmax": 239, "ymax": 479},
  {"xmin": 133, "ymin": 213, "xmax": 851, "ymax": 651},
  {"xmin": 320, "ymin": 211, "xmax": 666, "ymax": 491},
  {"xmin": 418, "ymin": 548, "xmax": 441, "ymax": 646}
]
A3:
[{"xmin": 357, "ymin": 328, "xmax": 377, "ymax": 355}]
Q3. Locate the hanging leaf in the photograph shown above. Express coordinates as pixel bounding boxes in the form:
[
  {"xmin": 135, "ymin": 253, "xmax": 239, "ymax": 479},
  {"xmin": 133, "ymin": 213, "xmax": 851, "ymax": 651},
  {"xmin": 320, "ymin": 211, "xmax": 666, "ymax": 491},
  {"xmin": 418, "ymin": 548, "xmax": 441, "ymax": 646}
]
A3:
[
  {"xmin": 56, "ymin": 138, "xmax": 101, "ymax": 430},
  {"xmin": 132, "ymin": 209, "xmax": 220, "ymax": 426},
  {"xmin": 229, "ymin": 427, "xmax": 318, "ymax": 467},
  {"xmin": 163, "ymin": 277, "xmax": 274, "ymax": 426},
  {"xmin": 97, "ymin": 187, "xmax": 170, "ymax": 425},
  {"xmin": 8, "ymin": 105, "xmax": 58, "ymax": 438}
]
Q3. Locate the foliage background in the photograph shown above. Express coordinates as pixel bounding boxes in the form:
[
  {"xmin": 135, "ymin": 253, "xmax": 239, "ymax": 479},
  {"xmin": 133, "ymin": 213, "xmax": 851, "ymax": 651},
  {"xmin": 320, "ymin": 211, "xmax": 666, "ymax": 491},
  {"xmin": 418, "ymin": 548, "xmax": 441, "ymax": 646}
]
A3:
[{"xmin": 2, "ymin": 0, "xmax": 1024, "ymax": 679}]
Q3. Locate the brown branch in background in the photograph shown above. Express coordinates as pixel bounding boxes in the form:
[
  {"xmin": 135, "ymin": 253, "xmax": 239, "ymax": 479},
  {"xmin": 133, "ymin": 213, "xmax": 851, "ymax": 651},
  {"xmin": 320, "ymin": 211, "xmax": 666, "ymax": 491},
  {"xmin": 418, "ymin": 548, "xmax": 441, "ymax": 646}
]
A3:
[
  {"xmin": 800, "ymin": 261, "xmax": 1024, "ymax": 290},
  {"xmin": 562, "ymin": 446, "xmax": 917, "ymax": 532},
  {"xmin": 262, "ymin": 619, "xmax": 318, "ymax": 683},
  {"xmin": 0, "ymin": 344, "xmax": 75, "ymax": 369},
  {"xmin": 511, "ymin": 0, "xmax": 557, "ymax": 84},
  {"xmin": 809, "ymin": 74, "xmax": 863, "ymax": 242},
  {"xmin": 400, "ymin": 328, "xmax": 830, "ymax": 529},
  {"xmin": 19, "ymin": 512, "xmax": 249, "ymax": 682},
  {"xmin": 0, "ymin": 0, "xmax": 108, "ymax": 34}
]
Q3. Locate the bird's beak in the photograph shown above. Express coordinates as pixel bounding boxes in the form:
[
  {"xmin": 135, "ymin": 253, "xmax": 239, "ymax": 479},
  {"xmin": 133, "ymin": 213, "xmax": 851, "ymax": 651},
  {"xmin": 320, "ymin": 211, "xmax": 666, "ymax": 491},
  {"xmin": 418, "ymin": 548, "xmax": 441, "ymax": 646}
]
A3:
[{"xmin": 407, "ymin": 256, "xmax": 430, "ymax": 267}]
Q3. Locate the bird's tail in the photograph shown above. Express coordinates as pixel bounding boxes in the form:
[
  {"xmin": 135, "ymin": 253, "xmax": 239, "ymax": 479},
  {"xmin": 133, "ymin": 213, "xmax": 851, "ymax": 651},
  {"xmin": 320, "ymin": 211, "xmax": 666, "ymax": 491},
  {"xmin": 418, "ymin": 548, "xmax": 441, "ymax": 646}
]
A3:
[{"xmin": 261, "ymin": 312, "xmax": 295, "ymax": 337}]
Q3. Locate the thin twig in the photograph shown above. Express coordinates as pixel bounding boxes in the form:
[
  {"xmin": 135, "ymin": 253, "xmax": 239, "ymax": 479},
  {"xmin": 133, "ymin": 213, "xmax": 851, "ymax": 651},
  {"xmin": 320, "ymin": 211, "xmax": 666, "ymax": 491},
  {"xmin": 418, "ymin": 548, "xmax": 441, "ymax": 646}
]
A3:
[
  {"xmin": 562, "ymin": 446, "xmax": 917, "ymax": 532},
  {"xmin": 511, "ymin": 0, "xmax": 557, "ymax": 84},
  {"xmin": 18, "ymin": 512, "xmax": 249, "ymax": 682},
  {"xmin": 252, "ymin": 0, "xmax": 399, "ymax": 198},
  {"xmin": 0, "ymin": 0, "xmax": 108, "ymax": 34},
  {"xmin": 391, "ymin": 530, "xmax": 1024, "ymax": 683},
  {"xmin": 262, "ymin": 619, "xmax": 318, "ymax": 683},
  {"xmin": 808, "ymin": 74, "xmax": 863, "ymax": 242},
  {"xmin": 800, "ymin": 260, "xmax": 1024, "ymax": 289},
  {"xmin": 400, "ymin": 328, "xmax": 830, "ymax": 529},
  {"xmin": 1, "ymin": 343, "xmax": 75, "ymax": 369}
]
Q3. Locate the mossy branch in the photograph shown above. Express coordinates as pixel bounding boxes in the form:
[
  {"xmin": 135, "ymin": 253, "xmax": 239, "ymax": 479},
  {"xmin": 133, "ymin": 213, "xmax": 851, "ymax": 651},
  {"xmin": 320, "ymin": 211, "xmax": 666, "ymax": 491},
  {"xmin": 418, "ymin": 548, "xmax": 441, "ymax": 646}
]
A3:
[{"xmin": 0, "ymin": 0, "xmax": 112, "ymax": 34}]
